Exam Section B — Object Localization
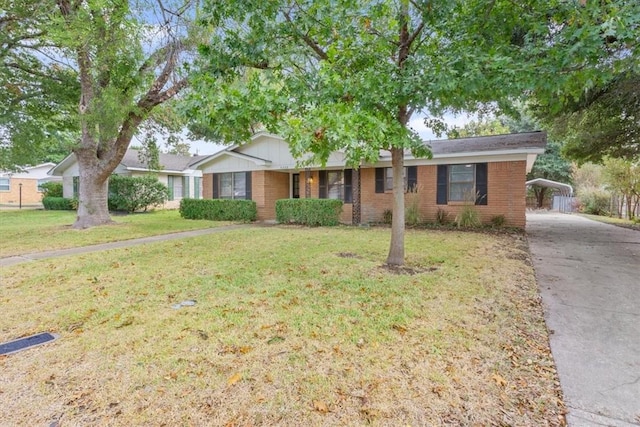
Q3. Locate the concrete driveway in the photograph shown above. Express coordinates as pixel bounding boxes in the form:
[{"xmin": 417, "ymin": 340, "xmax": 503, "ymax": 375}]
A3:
[{"xmin": 527, "ymin": 212, "xmax": 640, "ymax": 426}]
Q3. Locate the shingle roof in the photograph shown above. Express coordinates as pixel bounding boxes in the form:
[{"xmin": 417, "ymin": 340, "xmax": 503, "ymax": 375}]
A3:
[
  {"xmin": 427, "ymin": 131, "xmax": 547, "ymax": 155},
  {"xmin": 121, "ymin": 148, "xmax": 209, "ymax": 171}
]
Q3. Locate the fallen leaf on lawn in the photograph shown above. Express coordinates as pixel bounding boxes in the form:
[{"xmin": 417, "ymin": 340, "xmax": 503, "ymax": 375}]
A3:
[
  {"xmin": 313, "ymin": 400, "xmax": 329, "ymax": 413},
  {"xmin": 227, "ymin": 372, "xmax": 242, "ymax": 386},
  {"xmin": 492, "ymin": 373, "xmax": 507, "ymax": 387},
  {"xmin": 392, "ymin": 324, "xmax": 408, "ymax": 334}
]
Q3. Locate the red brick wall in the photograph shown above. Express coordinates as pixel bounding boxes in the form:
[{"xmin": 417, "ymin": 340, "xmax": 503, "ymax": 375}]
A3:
[
  {"xmin": 202, "ymin": 174, "xmax": 212, "ymax": 199},
  {"xmin": 359, "ymin": 161, "xmax": 527, "ymax": 227},
  {"xmin": 202, "ymin": 161, "xmax": 527, "ymax": 227},
  {"xmin": 253, "ymin": 170, "xmax": 290, "ymax": 220}
]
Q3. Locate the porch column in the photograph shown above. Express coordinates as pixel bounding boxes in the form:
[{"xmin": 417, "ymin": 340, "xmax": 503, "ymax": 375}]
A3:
[{"xmin": 352, "ymin": 168, "xmax": 361, "ymax": 225}]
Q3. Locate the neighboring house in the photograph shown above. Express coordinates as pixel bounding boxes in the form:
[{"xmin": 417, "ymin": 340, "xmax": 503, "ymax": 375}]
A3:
[
  {"xmin": 49, "ymin": 149, "xmax": 210, "ymax": 208},
  {"xmin": 192, "ymin": 131, "xmax": 547, "ymax": 227},
  {"xmin": 0, "ymin": 163, "xmax": 62, "ymax": 206}
]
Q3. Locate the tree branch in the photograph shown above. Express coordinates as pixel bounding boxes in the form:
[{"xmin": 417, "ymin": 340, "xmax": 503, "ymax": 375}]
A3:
[{"xmin": 283, "ymin": 10, "xmax": 328, "ymax": 61}]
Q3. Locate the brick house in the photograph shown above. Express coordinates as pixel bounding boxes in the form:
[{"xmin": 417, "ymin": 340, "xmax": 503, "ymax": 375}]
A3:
[
  {"xmin": 0, "ymin": 163, "xmax": 62, "ymax": 206},
  {"xmin": 192, "ymin": 131, "xmax": 547, "ymax": 227},
  {"xmin": 49, "ymin": 148, "xmax": 209, "ymax": 208}
]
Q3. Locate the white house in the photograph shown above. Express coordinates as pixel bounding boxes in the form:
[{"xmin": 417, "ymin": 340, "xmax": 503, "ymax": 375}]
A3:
[{"xmin": 49, "ymin": 149, "xmax": 209, "ymax": 208}]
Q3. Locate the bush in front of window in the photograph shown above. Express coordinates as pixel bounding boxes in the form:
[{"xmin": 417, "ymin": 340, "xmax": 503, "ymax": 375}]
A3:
[
  {"xmin": 39, "ymin": 181, "xmax": 63, "ymax": 198},
  {"xmin": 108, "ymin": 175, "xmax": 170, "ymax": 213},
  {"xmin": 455, "ymin": 204, "xmax": 481, "ymax": 228},
  {"xmin": 275, "ymin": 199, "xmax": 343, "ymax": 226},
  {"xmin": 42, "ymin": 197, "xmax": 76, "ymax": 210},
  {"xmin": 179, "ymin": 199, "xmax": 257, "ymax": 222}
]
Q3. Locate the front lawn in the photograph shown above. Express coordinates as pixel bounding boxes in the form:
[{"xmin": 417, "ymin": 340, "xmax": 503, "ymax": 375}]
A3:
[
  {"xmin": 0, "ymin": 227, "xmax": 564, "ymax": 426},
  {"xmin": 0, "ymin": 209, "xmax": 228, "ymax": 257}
]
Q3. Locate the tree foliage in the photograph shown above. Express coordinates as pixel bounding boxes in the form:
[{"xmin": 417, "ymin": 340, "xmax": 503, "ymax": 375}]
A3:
[
  {"xmin": 602, "ymin": 157, "xmax": 640, "ymax": 219},
  {"xmin": 447, "ymin": 119, "xmax": 510, "ymax": 139},
  {"xmin": 186, "ymin": 0, "xmax": 633, "ymax": 264},
  {"xmin": 0, "ymin": 1, "xmax": 79, "ymax": 169},
  {"xmin": 529, "ymin": 0, "xmax": 640, "ymax": 163},
  {"xmin": 527, "ymin": 141, "xmax": 574, "ymax": 208},
  {"xmin": 1, "ymin": 0, "xmax": 200, "ymax": 228},
  {"xmin": 539, "ymin": 73, "xmax": 640, "ymax": 163}
]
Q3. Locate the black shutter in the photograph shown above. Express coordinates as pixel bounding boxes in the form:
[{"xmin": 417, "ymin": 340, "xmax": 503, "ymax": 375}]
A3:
[
  {"xmin": 436, "ymin": 165, "xmax": 448, "ymax": 205},
  {"xmin": 319, "ymin": 170, "xmax": 327, "ymax": 198},
  {"xmin": 475, "ymin": 163, "xmax": 488, "ymax": 205},
  {"xmin": 344, "ymin": 169, "xmax": 352, "ymax": 203},
  {"xmin": 245, "ymin": 171, "xmax": 252, "ymax": 200},
  {"xmin": 212, "ymin": 174, "xmax": 219, "ymax": 199},
  {"xmin": 407, "ymin": 166, "xmax": 417, "ymax": 191},
  {"xmin": 375, "ymin": 168, "xmax": 384, "ymax": 193}
]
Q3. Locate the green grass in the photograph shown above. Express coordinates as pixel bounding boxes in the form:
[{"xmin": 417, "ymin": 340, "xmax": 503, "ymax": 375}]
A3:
[
  {"xmin": 0, "ymin": 209, "xmax": 229, "ymax": 257},
  {"xmin": 0, "ymin": 227, "xmax": 564, "ymax": 426},
  {"xmin": 579, "ymin": 213, "xmax": 640, "ymax": 230}
]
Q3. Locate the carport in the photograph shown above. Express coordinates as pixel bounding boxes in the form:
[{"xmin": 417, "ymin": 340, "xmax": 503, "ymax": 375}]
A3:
[{"xmin": 526, "ymin": 178, "xmax": 574, "ymax": 213}]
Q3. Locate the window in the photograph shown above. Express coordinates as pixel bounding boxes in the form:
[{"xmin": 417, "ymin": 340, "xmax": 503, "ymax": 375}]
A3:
[
  {"xmin": 327, "ymin": 171, "xmax": 343, "ymax": 199},
  {"xmin": 319, "ymin": 170, "xmax": 352, "ymax": 203},
  {"xmin": 73, "ymin": 176, "xmax": 79, "ymax": 197},
  {"xmin": 37, "ymin": 179, "xmax": 48, "ymax": 192},
  {"xmin": 292, "ymin": 173, "xmax": 300, "ymax": 198},
  {"xmin": 436, "ymin": 164, "xmax": 487, "ymax": 205},
  {"xmin": 0, "ymin": 178, "xmax": 9, "ymax": 191},
  {"xmin": 182, "ymin": 176, "xmax": 190, "ymax": 199},
  {"xmin": 375, "ymin": 166, "xmax": 417, "ymax": 193},
  {"xmin": 167, "ymin": 175, "xmax": 183, "ymax": 201},
  {"xmin": 448, "ymin": 164, "xmax": 475, "ymax": 201},
  {"xmin": 193, "ymin": 177, "xmax": 201, "ymax": 199},
  {"xmin": 213, "ymin": 172, "xmax": 252, "ymax": 200}
]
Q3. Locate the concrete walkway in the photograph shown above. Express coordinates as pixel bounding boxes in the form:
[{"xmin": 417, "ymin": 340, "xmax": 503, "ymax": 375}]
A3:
[
  {"xmin": 0, "ymin": 224, "xmax": 251, "ymax": 268},
  {"xmin": 527, "ymin": 212, "xmax": 640, "ymax": 426}
]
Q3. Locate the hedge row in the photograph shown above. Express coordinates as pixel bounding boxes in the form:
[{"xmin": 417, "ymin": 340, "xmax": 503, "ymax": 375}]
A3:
[
  {"xmin": 42, "ymin": 197, "xmax": 76, "ymax": 210},
  {"xmin": 275, "ymin": 199, "xmax": 343, "ymax": 226},
  {"xmin": 179, "ymin": 198, "xmax": 257, "ymax": 222}
]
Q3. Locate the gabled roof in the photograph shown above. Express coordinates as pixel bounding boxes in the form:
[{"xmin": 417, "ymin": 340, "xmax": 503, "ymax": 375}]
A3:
[
  {"xmin": 120, "ymin": 149, "xmax": 209, "ymax": 171},
  {"xmin": 49, "ymin": 148, "xmax": 208, "ymax": 176}
]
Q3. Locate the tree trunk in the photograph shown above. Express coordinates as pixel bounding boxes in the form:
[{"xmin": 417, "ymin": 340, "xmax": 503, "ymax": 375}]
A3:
[
  {"xmin": 73, "ymin": 149, "xmax": 114, "ymax": 229},
  {"xmin": 386, "ymin": 147, "xmax": 405, "ymax": 266},
  {"xmin": 535, "ymin": 187, "xmax": 547, "ymax": 208}
]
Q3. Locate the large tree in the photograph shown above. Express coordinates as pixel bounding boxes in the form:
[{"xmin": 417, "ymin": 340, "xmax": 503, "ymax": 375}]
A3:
[
  {"xmin": 1, "ymin": 0, "xmax": 199, "ymax": 228},
  {"xmin": 187, "ymin": 0, "xmax": 635, "ymax": 265},
  {"xmin": 539, "ymin": 73, "xmax": 640, "ymax": 163},
  {"xmin": 530, "ymin": 0, "xmax": 640, "ymax": 164},
  {"xmin": 0, "ymin": 2, "xmax": 79, "ymax": 169}
]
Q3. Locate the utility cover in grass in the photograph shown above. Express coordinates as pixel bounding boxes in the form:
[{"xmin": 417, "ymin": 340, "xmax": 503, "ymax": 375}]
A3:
[{"xmin": 0, "ymin": 332, "xmax": 58, "ymax": 355}]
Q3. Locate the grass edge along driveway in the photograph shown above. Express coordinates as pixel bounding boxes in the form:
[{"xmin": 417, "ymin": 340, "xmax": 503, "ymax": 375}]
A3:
[{"xmin": 0, "ymin": 226, "xmax": 565, "ymax": 426}]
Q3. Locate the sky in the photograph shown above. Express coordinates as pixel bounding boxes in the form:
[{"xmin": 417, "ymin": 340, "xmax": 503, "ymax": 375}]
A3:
[{"xmin": 177, "ymin": 112, "xmax": 478, "ymax": 155}]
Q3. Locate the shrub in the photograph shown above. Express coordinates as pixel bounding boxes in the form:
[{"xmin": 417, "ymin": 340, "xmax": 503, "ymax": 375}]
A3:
[
  {"xmin": 578, "ymin": 189, "xmax": 610, "ymax": 216},
  {"xmin": 436, "ymin": 208, "xmax": 449, "ymax": 225},
  {"xmin": 405, "ymin": 186, "xmax": 421, "ymax": 226},
  {"xmin": 42, "ymin": 196, "xmax": 75, "ymax": 210},
  {"xmin": 490, "ymin": 214, "xmax": 506, "ymax": 227},
  {"xmin": 275, "ymin": 199, "xmax": 343, "ymax": 226},
  {"xmin": 382, "ymin": 209, "xmax": 393, "ymax": 224},
  {"xmin": 455, "ymin": 204, "xmax": 481, "ymax": 228},
  {"xmin": 39, "ymin": 181, "xmax": 63, "ymax": 198},
  {"xmin": 180, "ymin": 198, "xmax": 257, "ymax": 222},
  {"xmin": 108, "ymin": 175, "xmax": 169, "ymax": 213}
]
